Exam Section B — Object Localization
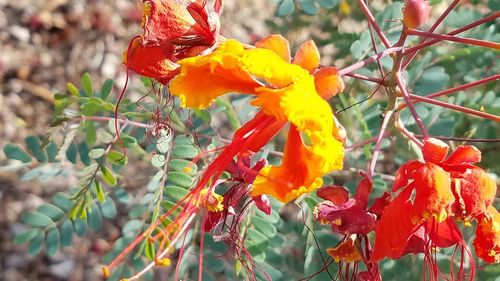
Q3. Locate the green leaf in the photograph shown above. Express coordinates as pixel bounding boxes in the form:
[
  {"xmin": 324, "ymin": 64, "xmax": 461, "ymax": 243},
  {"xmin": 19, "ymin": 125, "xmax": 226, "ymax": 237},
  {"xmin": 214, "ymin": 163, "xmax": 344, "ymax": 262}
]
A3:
[
  {"xmin": 101, "ymin": 165, "xmax": 117, "ymax": 186},
  {"xmin": 101, "ymin": 198, "xmax": 117, "ymax": 219},
  {"xmin": 107, "ymin": 151, "xmax": 128, "ymax": 166},
  {"xmin": 3, "ymin": 143, "xmax": 32, "ymax": 162},
  {"xmin": 66, "ymin": 82, "xmax": 80, "ymax": 96},
  {"xmin": 37, "ymin": 204, "xmax": 65, "ymax": 221},
  {"xmin": 165, "ymin": 186, "xmax": 189, "ymax": 201},
  {"xmin": 123, "ymin": 219, "xmax": 143, "ymax": 236},
  {"xmin": 81, "ymin": 72, "xmax": 93, "ymax": 96},
  {"xmin": 73, "ymin": 218, "xmax": 87, "ymax": 237},
  {"xmin": 88, "ymin": 148, "xmax": 105, "ymax": 159},
  {"xmin": 95, "ymin": 181, "xmax": 106, "ymax": 203},
  {"xmin": 21, "ymin": 211, "xmax": 54, "ymax": 228},
  {"xmin": 318, "ymin": 0, "xmax": 338, "ymax": 9},
  {"xmin": 25, "ymin": 136, "xmax": 48, "ymax": 162},
  {"xmin": 100, "ymin": 79, "xmax": 114, "ymax": 100},
  {"xmin": 121, "ymin": 136, "xmax": 137, "ymax": 148},
  {"xmin": 66, "ymin": 143, "xmax": 78, "ymax": 164},
  {"xmin": 84, "ymin": 121, "xmax": 97, "ymax": 145},
  {"xmin": 78, "ymin": 142, "xmax": 91, "ymax": 166},
  {"xmin": 277, "ymin": 0, "xmax": 295, "ymax": 16},
  {"xmin": 169, "ymin": 159, "xmax": 197, "ymax": 175},
  {"xmin": 299, "ymin": 0, "xmax": 318, "ymax": 15},
  {"xmin": 247, "ymin": 228, "xmax": 268, "ymax": 245},
  {"xmin": 88, "ymin": 204, "xmax": 103, "ymax": 230},
  {"xmin": 46, "ymin": 228, "xmax": 61, "ymax": 256},
  {"xmin": 167, "ymin": 172, "xmax": 193, "ymax": 187},
  {"xmin": 15, "ymin": 228, "xmax": 41, "ymax": 245},
  {"xmin": 172, "ymin": 145, "xmax": 198, "ymax": 159},
  {"xmin": 60, "ymin": 219, "xmax": 73, "ymax": 246},
  {"xmin": 28, "ymin": 231, "xmax": 45, "ymax": 255},
  {"xmin": 45, "ymin": 141, "xmax": 58, "ymax": 162},
  {"xmin": 52, "ymin": 192, "xmax": 74, "ymax": 211},
  {"xmin": 251, "ymin": 216, "xmax": 277, "ymax": 237},
  {"xmin": 145, "ymin": 240, "xmax": 156, "ymax": 260}
]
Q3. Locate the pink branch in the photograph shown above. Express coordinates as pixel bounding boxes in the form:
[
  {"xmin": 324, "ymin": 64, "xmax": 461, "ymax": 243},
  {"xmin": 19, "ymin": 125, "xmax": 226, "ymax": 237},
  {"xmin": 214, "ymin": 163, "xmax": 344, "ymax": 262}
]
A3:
[
  {"xmin": 344, "ymin": 73, "xmax": 386, "ymax": 84},
  {"xmin": 403, "ymin": 12, "xmax": 500, "ymax": 61},
  {"xmin": 356, "ymin": 0, "xmax": 391, "ymax": 48},
  {"xmin": 395, "ymin": 73, "xmax": 430, "ymax": 138},
  {"xmin": 408, "ymin": 94, "xmax": 500, "ymax": 122},
  {"xmin": 338, "ymin": 47, "xmax": 403, "ymax": 76},
  {"xmin": 406, "ymin": 28, "xmax": 500, "ymax": 50},
  {"xmin": 346, "ymin": 131, "xmax": 391, "ymax": 151},
  {"xmin": 367, "ymin": 110, "xmax": 394, "ymax": 179}
]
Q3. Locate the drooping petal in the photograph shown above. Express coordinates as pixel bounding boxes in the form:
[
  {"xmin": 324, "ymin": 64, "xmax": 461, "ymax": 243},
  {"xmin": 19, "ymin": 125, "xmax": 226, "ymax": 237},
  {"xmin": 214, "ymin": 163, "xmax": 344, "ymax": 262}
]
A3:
[
  {"xmin": 354, "ymin": 176, "xmax": 373, "ymax": 209},
  {"xmin": 292, "ymin": 40, "xmax": 320, "ymax": 72},
  {"xmin": 372, "ymin": 188, "xmax": 419, "ymax": 261},
  {"xmin": 251, "ymin": 126, "xmax": 325, "ymax": 203},
  {"xmin": 422, "ymin": 138, "xmax": 449, "ymax": 164},
  {"xmin": 252, "ymin": 195, "xmax": 271, "ymax": 215},
  {"xmin": 125, "ymin": 38, "xmax": 179, "ymax": 84},
  {"xmin": 443, "ymin": 145, "xmax": 481, "ymax": 166},
  {"xmin": 391, "ymin": 160, "xmax": 422, "ymax": 192},
  {"xmin": 327, "ymin": 236, "xmax": 363, "ymax": 263},
  {"xmin": 411, "ymin": 162, "xmax": 454, "ymax": 223},
  {"xmin": 369, "ymin": 192, "xmax": 391, "ymax": 218},
  {"xmin": 169, "ymin": 40, "xmax": 260, "ymax": 108},
  {"xmin": 452, "ymin": 166, "xmax": 496, "ymax": 221},
  {"xmin": 317, "ymin": 185, "xmax": 349, "ymax": 204},
  {"xmin": 255, "ymin": 34, "xmax": 291, "ymax": 62},
  {"xmin": 473, "ymin": 206, "xmax": 500, "ymax": 263},
  {"xmin": 141, "ymin": 0, "xmax": 197, "ymax": 44},
  {"xmin": 314, "ymin": 198, "xmax": 376, "ymax": 235},
  {"xmin": 313, "ymin": 67, "xmax": 345, "ymax": 100}
]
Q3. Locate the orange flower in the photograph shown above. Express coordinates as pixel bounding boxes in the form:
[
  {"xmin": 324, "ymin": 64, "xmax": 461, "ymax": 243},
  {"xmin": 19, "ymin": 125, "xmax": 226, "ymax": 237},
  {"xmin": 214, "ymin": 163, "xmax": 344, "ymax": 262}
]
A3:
[
  {"xmin": 169, "ymin": 36, "xmax": 345, "ymax": 203},
  {"xmin": 474, "ymin": 206, "xmax": 500, "ymax": 263},
  {"xmin": 327, "ymin": 235, "xmax": 363, "ymax": 263},
  {"xmin": 124, "ymin": 0, "xmax": 222, "ymax": 83},
  {"xmin": 372, "ymin": 138, "xmax": 498, "ymax": 265}
]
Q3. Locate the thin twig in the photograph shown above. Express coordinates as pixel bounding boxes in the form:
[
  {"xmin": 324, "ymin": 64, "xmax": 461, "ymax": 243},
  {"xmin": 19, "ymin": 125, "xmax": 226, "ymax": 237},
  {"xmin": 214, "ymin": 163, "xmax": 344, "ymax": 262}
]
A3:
[
  {"xmin": 356, "ymin": 0, "xmax": 391, "ymax": 48},
  {"xmin": 406, "ymin": 28, "xmax": 500, "ymax": 50}
]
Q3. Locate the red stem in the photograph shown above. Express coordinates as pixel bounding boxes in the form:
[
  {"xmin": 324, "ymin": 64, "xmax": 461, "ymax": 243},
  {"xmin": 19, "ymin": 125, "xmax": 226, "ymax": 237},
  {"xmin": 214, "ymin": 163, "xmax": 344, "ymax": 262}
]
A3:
[
  {"xmin": 356, "ymin": 0, "xmax": 391, "ymax": 48},
  {"xmin": 338, "ymin": 47, "xmax": 402, "ymax": 76},
  {"xmin": 406, "ymin": 28, "xmax": 500, "ymax": 50},
  {"xmin": 408, "ymin": 94, "xmax": 500, "ymax": 122},
  {"xmin": 344, "ymin": 73, "xmax": 386, "ymax": 84},
  {"xmin": 367, "ymin": 110, "xmax": 394, "ymax": 179},
  {"xmin": 403, "ymin": 12, "xmax": 500, "ymax": 59}
]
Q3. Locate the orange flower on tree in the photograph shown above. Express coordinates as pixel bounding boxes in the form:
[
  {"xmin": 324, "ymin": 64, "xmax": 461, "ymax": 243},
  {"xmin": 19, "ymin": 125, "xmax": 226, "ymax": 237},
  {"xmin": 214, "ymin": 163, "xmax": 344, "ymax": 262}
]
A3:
[
  {"xmin": 372, "ymin": 138, "xmax": 498, "ymax": 275},
  {"xmin": 169, "ymin": 36, "xmax": 345, "ymax": 203}
]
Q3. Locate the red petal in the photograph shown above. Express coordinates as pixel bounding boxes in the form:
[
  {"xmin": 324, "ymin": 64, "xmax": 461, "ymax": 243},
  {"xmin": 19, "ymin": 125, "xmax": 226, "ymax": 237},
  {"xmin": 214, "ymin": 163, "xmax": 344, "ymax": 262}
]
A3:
[
  {"xmin": 443, "ymin": 145, "xmax": 481, "ymax": 166},
  {"xmin": 422, "ymin": 138, "xmax": 449, "ymax": 163},
  {"xmin": 316, "ymin": 185, "xmax": 349, "ymax": 204},
  {"xmin": 392, "ymin": 160, "xmax": 421, "ymax": 192},
  {"xmin": 452, "ymin": 166, "xmax": 497, "ymax": 221},
  {"xmin": 369, "ymin": 192, "xmax": 391, "ymax": 218},
  {"xmin": 473, "ymin": 206, "xmax": 500, "ymax": 263},
  {"xmin": 354, "ymin": 177, "xmax": 373, "ymax": 209},
  {"xmin": 253, "ymin": 195, "xmax": 272, "ymax": 215},
  {"xmin": 314, "ymin": 199, "xmax": 376, "ymax": 235}
]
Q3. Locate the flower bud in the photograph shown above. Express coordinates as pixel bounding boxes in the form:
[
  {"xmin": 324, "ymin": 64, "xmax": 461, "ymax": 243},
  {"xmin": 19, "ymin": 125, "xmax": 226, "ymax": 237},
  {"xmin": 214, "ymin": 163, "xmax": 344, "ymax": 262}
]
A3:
[
  {"xmin": 403, "ymin": 0, "xmax": 430, "ymax": 29},
  {"xmin": 253, "ymin": 195, "xmax": 271, "ymax": 215}
]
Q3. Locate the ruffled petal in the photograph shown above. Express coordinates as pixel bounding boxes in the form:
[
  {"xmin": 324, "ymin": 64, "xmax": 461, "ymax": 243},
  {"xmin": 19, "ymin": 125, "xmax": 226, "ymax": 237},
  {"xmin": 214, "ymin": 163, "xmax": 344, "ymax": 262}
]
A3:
[
  {"xmin": 412, "ymin": 162, "xmax": 454, "ymax": 223},
  {"xmin": 169, "ymin": 40, "xmax": 260, "ymax": 108},
  {"xmin": 292, "ymin": 40, "xmax": 320, "ymax": 72},
  {"xmin": 141, "ymin": 0, "xmax": 196, "ymax": 44},
  {"xmin": 392, "ymin": 160, "xmax": 422, "ymax": 192},
  {"xmin": 452, "ymin": 166, "xmax": 496, "ymax": 221},
  {"xmin": 255, "ymin": 34, "xmax": 291, "ymax": 62},
  {"xmin": 473, "ymin": 206, "xmax": 500, "ymax": 263},
  {"xmin": 125, "ymin": 38, "xmax": 179, "ymax": 84},
  {"xmin": 443, "ymin": 145, "xmax": 481, "ymax": 166},
  {"xmin": 314, "ymin": 198, "xmax": 376, "ymax": 235},
  {"xmin": 313, "ymin": 67, "xmax": 345, "ymax": 100},
  {"xmin": 317, "ymin": 185, "xmax": 349, "ymax": 204}
]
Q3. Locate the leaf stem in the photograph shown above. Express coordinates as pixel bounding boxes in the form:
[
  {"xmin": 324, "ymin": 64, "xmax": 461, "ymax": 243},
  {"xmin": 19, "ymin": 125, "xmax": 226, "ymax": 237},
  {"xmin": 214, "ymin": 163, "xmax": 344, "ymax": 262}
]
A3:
[{"xmin": 406, "ymin": 28, "xmax": 500, "ymax": 50}]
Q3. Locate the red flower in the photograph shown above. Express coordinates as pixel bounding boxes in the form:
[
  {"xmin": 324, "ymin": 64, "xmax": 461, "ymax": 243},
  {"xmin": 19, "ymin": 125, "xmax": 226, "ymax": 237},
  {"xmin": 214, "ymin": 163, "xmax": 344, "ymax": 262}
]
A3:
[{"xmin": 372, "ymin": 138, "xmax": 498, "ymax": 267}]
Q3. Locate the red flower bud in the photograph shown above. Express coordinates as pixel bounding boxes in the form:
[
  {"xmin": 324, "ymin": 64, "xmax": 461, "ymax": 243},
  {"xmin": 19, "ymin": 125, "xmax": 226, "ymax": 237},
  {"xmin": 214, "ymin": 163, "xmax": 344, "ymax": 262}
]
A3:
[{"xmin": 403, "ymin": 0, "xmax": 430, "ymax": 29}]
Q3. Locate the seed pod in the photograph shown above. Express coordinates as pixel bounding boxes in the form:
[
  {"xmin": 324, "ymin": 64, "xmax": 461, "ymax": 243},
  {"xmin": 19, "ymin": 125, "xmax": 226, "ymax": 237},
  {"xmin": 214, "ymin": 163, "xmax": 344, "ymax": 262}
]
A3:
[{"xmin": 403, "ymin": 0, "xmax": 430, "ymax": 29}]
